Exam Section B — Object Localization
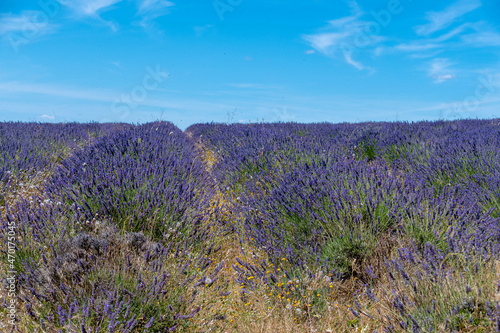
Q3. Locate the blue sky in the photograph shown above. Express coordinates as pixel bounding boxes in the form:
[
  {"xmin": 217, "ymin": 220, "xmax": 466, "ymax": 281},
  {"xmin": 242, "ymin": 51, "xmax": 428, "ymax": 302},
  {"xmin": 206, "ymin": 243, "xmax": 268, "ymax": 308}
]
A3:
[{"xmin": 0, "ymin": 0, "xmax": 499, "ymax": 129}]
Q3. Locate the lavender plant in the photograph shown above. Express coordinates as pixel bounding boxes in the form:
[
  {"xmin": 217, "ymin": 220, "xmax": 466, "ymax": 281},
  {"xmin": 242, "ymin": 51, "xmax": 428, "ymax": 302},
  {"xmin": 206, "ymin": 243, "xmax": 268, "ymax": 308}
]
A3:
[{"xmin": 1, "ymin": 122, "xmax": 220, "ymax": 332}]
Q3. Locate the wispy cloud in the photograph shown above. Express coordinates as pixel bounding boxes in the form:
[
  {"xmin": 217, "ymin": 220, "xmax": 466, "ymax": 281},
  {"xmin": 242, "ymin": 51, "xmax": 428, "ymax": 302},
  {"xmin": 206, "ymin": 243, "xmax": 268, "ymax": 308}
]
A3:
[
  {"xmin": 395, "ymin": 42, "xmax": 442, "ymax": 53},
  {"xmin": 60, "ymin": 0, "xmax": 123, "ymax": 31},
  {"xmin": 110, "ymin": 61, "xmax": 125, "ymax": 70},
  {"xmin": 62, "ymin": 0, "xmax": 122, "ymax": 17},
  {"xmin": 308, "ymin": 0, "xmax": 496, "ymax": 70},
  {"xmin": 0, "ymin": 81, "xmax": 115, "ymax": 101},
  {"xmin": 415, "ymin": 0, "xmax": 481, "ymax": 35},
  {"xmin": 0, "ymin": 11, "xmax": 59, "ymax": 38},
  {"xmin": 137, "ymin": 0, "xmax": 174, "ymax": 17},
  {"xmin": 0, "ymin": 81, "xmax": 229, "ymax": 114},
  {"xmin": 395, "ymin": 19, "xmax": 499, "ymax": 60},
  {"xmin": 344, "ymin": 50, "xmax": 365, "ymax": 70},
  {"xmin": 302, "ymin": 2, "xmax": 384, "ymax": 70},
  {"xmin": 395, "ymin": 23, "xmax": 472, "ymax": 54},
  {"xmin": 427, "ymin": 58, "xmax": 455, "ymax": 83},
  {"xmin": 39, "ymin": 114, "xmax": 55, "ymax": 120},
  {"xmin": 303, "ymin": 31, "xmax": 352, "ymax": 55},
  {"xmin": 461, "ymin": 29, "xmax": 500, "ymax": 47},
  {"xmin": 136, "ymin": 0, "xmax": 174, "ymax": 28}
]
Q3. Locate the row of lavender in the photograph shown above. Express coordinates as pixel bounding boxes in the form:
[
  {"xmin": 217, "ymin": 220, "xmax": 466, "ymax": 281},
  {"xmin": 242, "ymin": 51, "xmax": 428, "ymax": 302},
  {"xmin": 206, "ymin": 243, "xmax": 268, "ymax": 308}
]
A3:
[
  {"xmin": 0, "ymin": 122, "xmax": 134, "ymax": 179},
  {"xmin": 188, "ymin": 119, "xmax": 500, "ymax": 331},
  {"xmin": 0, "ymin": 122, "xmax": 132, "ymax": 206},
  {"xmin": 1, "ymin": 122, "xmax": 219, "ymax": 332}
]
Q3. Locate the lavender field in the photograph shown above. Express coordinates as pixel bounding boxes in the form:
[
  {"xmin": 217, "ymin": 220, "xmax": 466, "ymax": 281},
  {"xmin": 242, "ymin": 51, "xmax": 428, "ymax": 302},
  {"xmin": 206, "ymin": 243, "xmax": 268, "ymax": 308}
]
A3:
[{"xmin": 2, "ymin": 119, "xmax": 500, "ymax": 332}]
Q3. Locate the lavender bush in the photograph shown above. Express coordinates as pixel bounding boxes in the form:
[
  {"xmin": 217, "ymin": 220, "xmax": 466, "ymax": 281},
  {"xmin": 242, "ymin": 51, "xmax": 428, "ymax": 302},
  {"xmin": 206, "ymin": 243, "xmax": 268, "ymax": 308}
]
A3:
[
  {"xmin": 44, "ymin": 122, "xmax": 214, "ymax": 238},
  {"xmin": 0, "ymin": 122, "xmax": 131, "ymax": 207},
  {"xmin": 1, "ymin": 122, "xmax": 220, "ymax": 332}
]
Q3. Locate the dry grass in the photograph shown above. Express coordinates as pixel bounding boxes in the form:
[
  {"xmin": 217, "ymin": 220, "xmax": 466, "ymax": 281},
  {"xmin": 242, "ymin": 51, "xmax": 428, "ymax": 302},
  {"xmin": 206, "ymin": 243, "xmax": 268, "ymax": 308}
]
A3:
[
  {"xmin": 0, "ymin": 170, "xmax": 50, "ymax": 216},
  {"xmin": 186, "ymin": 140, "xmax": 397, "ymax": 333}
]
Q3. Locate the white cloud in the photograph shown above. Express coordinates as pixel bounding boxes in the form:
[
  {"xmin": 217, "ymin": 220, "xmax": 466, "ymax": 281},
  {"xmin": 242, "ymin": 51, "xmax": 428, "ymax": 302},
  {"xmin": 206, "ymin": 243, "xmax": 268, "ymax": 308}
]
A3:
[
  {"xmin": 303, "ymin": 31, "xmax": 352, "ymax": 55},
  {"xmin": 434, "ymin": 74, "xmax": 454, "ymax": 82},
  {"xmin": 415, "ymin": 0, "xmax": 481, "ymax": 35},
  {"xmin": 395, "ymin": 42, "xmax": 443, "ymax": 53},
  {"xmin": 346, "ymin": 0, "xmax": 362, "ymax": 14},
  {"xmin": 327, "ymin": 14, "xmax": 362, "ymax": 29},
  {"xmin": 461, "ymin": 30, "xmax": 500, "ymax": 47},
  {"xmin": 137, "ymin": 0, "xmax": 174, "ymax": 16},
  {"xmin": 136, "ymin": 0, "xmax": 174, "ymax": 27},
  {"xmin": 394, "ymin": 20, "xmax": 500, "ymax": 60},
  {"xmin": 437, "ymin": 23, "xmax": 473, "ymax": 41},
  {"xmin": 0, "ymin": 11, "xmax": 32, "ymax": 34},
  {"xmin": 427, "ymin": 58, "xmax": 455, "ymax": 83},
  {"xmin": 344, "ymin": 52, "xmax": 364, "ymax": 70},
  {"xmin": 308, "ymin": 0, "xmax": 496, "ymax": 71},
  {"xmin": 395, "ymin": 23, "xmax": 472, "ymax": 54},
  {"xmin": 39, "ymin": 114, "xmax": 55, "ymax": 120},
  {"xmin": 0, "ymin": 81, "xmax": 230, "ymax": 114},
  {"xmin": 0, "ymin": 11, "xmax": 59, "ymax": 38},
  {"xmin": 58, "ymin": 0, "xmax": 122, "ymax": 31},
  {"xmin": 110, "ymin": 61, "xmax": 125, "ymax": 70},
  {"xmin": 302, "ymin": 2, "xmax": 385, "ymax": 70},
  {"xmin": 61, "ymin": 0, "xmax": 122, "ymax": 17},
  {"xmin": 0, "ymin": 81, "xmax": 115, "ymax": 101}
]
